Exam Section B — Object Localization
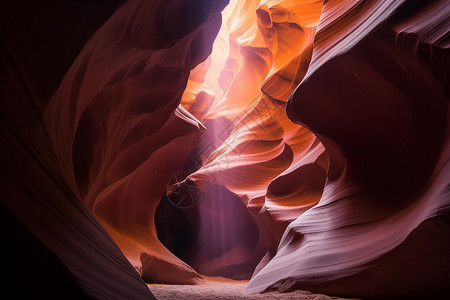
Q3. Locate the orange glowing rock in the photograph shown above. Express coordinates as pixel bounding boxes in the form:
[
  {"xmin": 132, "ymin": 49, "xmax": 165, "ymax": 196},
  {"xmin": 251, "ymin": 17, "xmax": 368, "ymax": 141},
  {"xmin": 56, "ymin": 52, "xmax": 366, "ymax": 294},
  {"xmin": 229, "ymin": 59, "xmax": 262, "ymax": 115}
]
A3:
[
  {"xmin": 4, "ymin": 0, "xmax": 448, "ymax": 298},
  {"xmin": 187, "ymin": 0, "xmax": 325, "ymax": 276}
]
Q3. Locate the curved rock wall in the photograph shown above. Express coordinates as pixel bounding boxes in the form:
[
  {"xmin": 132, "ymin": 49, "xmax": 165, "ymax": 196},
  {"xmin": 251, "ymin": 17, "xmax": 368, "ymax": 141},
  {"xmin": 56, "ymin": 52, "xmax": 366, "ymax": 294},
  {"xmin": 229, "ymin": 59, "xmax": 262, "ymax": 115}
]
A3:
[{"xmin": 2, "ymin": 0, "xmax": 449, "ymax": 298}]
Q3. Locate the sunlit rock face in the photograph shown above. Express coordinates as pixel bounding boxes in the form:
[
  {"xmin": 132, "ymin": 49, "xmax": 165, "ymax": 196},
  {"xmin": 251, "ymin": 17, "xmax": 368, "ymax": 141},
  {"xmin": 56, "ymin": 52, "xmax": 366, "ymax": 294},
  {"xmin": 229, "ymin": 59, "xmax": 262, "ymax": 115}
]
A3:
[
  {"xmin": 184, "ymin": 0, "xmax": 450, "ymax": 298},
  {"xmin": 2, "ymin": 0, "xmax": 449, "ymax": 299},
  {"xmin": 186, "ymin": 0, "xmax": 326, "ymax": 278}
]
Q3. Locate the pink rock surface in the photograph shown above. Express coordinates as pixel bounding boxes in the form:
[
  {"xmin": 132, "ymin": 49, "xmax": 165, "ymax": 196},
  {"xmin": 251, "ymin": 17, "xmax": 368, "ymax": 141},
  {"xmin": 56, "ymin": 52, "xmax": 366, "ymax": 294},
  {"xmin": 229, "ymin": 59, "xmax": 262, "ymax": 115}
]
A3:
[
  {"xmin": 245, "ymin": 0, "xmax": 450, "ymax": 297},
  {"xmin": 45, "ymin": 0, "xmax": 228, "ymax": 285},
  {"xmin": 1, "ymin": 0, "xmax": 449, "ymax": 298}
]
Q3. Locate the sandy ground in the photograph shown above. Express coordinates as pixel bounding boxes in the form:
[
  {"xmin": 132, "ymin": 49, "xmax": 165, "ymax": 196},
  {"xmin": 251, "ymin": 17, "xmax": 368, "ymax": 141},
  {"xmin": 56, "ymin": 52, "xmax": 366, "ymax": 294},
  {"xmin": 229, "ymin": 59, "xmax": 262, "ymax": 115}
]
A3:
[{"xmin": 148, "ymin": 277, "xmax": 354, "ymax": 299}]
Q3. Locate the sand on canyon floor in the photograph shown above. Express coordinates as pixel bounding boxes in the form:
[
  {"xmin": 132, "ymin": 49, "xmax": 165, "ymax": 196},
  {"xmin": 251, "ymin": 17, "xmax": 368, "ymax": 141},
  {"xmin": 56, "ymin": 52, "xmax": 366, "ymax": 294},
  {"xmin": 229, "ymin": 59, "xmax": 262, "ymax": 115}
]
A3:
[{"xmin": 148, "ymin": 276, "xmax": 355, "ymax": 299}]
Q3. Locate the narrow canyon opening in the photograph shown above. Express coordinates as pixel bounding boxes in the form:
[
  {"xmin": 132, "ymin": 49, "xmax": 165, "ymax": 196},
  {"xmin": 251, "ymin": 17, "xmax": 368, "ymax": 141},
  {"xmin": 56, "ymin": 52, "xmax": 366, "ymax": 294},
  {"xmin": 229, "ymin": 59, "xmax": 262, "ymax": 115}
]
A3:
[
  {"xmin": 151, "ymin": 0, "xmax": 326, "ymax": 283},
  {"xmin": 1, "ymin": 0, "xmax": 449, "ymax": 299}
]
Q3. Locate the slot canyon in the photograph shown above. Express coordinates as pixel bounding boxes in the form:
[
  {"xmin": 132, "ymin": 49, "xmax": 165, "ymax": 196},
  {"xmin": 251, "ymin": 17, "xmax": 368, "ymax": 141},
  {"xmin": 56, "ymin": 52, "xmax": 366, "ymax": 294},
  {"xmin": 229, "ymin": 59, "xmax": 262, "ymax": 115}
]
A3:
[{"xmin": 1, "ymin": 0, "xmax": 449, "ymax": 299}]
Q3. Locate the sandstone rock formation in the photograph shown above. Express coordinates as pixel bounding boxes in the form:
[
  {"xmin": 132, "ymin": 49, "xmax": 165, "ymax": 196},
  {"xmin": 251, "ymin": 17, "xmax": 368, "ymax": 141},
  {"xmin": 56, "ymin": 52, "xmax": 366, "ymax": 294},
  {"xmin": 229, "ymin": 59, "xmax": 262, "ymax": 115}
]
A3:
[{"xmin": 1, "ymin": 0, "xmax": 448, "ymax": 299}]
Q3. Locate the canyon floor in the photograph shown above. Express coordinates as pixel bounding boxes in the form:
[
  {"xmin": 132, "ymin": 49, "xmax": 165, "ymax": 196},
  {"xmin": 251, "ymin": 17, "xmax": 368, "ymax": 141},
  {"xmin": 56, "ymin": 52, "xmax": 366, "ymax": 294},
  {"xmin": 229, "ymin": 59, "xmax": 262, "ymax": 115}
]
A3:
[{"xmin": 148, "ymin": 276, "xmax": 355, "ymax": 299}]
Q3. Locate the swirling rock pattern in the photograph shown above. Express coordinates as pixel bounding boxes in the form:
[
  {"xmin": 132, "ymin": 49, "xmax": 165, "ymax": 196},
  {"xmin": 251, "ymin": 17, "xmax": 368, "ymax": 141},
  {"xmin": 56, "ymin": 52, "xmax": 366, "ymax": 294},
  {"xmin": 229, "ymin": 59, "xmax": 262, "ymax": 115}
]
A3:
[
  {"xmin": 45, "ymin": 0, "xmax": 229, "ymax": 285},
  {"xmin": 1, "ymin": 0, "xmax": 449, "ymax": 298},
  {"xmin": 245, "ymin": 0, "xmax": 450, "ymax": 298},
  {"xmin": 185, "ymin": 0, "xmax": 450, "ymax": 298},
  {"xmin": 1, "ymin": 0, "xmax": 227, "ymax": 297},
  {"xmin": 0, "ymin": 0, "xmax": 155, "ymax": 299}
]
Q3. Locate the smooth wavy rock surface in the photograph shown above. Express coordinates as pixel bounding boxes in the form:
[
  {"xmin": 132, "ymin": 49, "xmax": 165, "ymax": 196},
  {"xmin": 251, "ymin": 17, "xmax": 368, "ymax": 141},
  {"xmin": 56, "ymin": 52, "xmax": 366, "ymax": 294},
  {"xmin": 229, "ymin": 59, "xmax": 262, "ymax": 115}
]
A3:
[
  {"xmin": 244, "ymin": 0, "xmax": 450, "ymax": 298},
  {"xmin": 186, "ymin": 0, "xmax": 326, "ymax": 277},
  {"xmin": 1, "ymin": 0, "xmax": 227, "ymax": 297},
  {"xmin": 1, "ymin": 0, "xmax": 449, "ymax": 298},
  {"xmin": 45, "ymin": 0, "xmax": 229, "ymax": 285},
  {"xmin": 183, "ymin": 0, "xmax": 450, "ymax": 298},
  {"xmin": 0, "ymin": 0, "xmax": 155, "ymax": 299}
]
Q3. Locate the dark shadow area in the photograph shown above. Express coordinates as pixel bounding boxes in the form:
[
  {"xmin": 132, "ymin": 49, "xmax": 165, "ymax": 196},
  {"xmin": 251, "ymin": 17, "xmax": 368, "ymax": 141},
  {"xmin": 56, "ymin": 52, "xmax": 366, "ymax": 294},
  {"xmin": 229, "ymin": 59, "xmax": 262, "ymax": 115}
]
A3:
[
  {"xmin": 155, "ymin": 177, "xmax": 265, "ymax": 280},
  {"xmin": 0, "ymin": 202, "xmax": 92, "ymax": 300}
]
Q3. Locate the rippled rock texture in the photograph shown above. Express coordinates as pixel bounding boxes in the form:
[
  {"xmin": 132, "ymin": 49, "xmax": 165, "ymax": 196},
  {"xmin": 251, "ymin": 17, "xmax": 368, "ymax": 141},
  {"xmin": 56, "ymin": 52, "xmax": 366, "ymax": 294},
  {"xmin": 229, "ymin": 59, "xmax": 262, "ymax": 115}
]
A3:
[{"xmin": 1, "ymin": 0, "xmax": 449, "ymax": 299}]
